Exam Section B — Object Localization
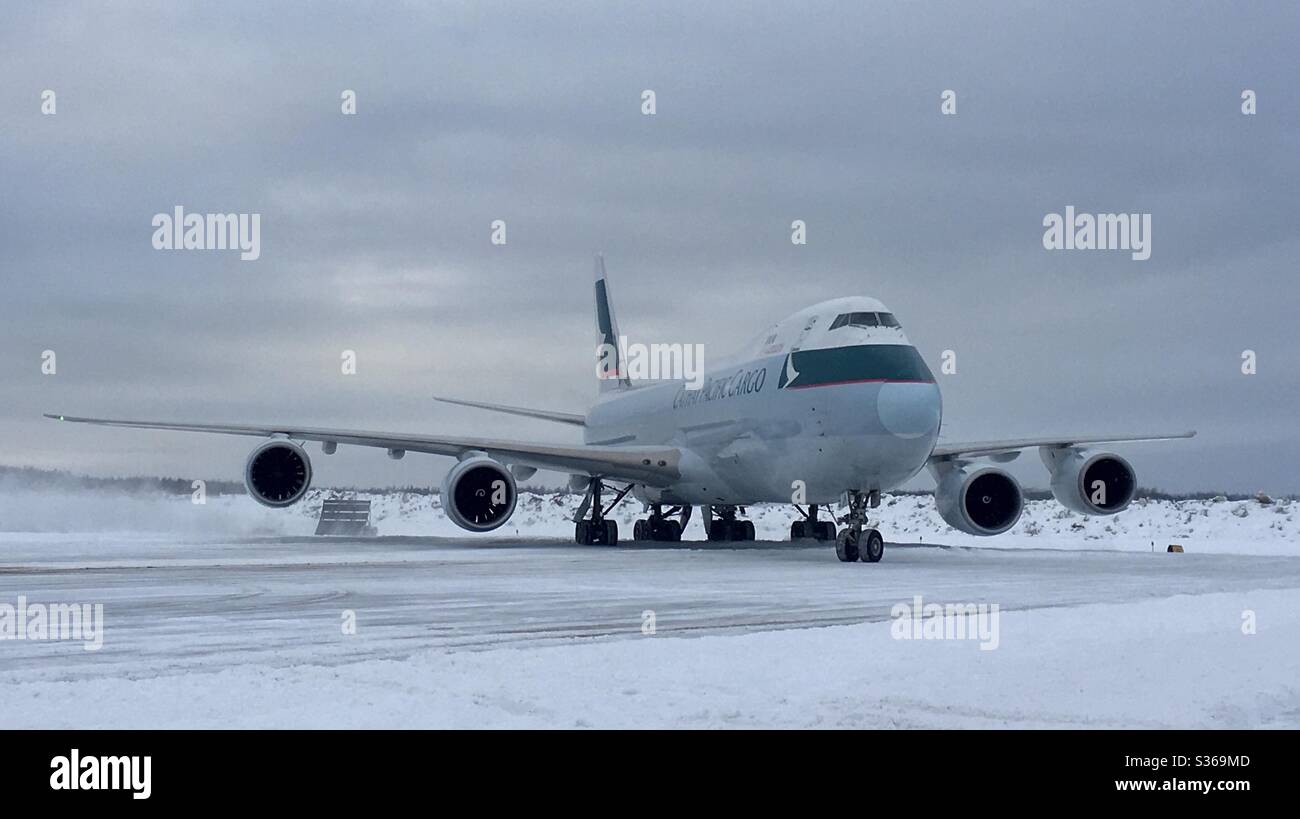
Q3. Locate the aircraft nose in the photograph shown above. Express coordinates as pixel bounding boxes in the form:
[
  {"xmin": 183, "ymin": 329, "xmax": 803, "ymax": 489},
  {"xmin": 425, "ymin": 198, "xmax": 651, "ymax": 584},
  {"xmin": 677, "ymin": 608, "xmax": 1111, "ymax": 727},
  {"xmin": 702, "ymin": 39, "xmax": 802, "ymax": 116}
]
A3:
[{"xmin": 876, "ymin": 381, "xmax": 941, "ymax": 441}]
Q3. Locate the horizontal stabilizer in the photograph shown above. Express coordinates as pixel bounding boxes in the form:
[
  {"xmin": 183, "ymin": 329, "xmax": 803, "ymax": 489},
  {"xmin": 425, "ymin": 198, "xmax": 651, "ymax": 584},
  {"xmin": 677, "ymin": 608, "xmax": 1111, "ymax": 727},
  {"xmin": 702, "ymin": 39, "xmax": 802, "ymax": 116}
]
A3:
[{"xmin": 433, "ymin": 396, "xmax": 586, "ymax": 426}]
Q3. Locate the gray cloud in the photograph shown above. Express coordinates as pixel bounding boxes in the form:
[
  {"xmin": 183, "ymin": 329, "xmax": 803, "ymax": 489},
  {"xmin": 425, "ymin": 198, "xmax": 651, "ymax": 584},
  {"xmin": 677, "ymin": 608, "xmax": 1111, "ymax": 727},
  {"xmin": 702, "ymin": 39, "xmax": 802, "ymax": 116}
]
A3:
[{"xmin": 2, "ymin": 1, "xmax": 1298, "ymax": 492}]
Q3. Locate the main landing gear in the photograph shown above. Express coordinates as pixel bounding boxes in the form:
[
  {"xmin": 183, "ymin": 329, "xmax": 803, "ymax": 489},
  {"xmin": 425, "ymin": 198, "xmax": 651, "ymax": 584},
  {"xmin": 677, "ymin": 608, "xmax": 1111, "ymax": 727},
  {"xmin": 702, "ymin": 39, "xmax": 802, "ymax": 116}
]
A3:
[
  {"xmin": 832, "ymin": 490, "xmax": 885, "ymax": 564},
  {"xmin": 573, "ymin": 478, "xmax": 631, "ymax": 546},
  {"xmin": 632, "ymin": 504, "xmax": 689, "ymax": 542},
  {"xmin": 790, "ymin": 504, "xmax": 836, "ymax": 541},
  {"xmin": 704, "ymin": 505, "xmax": 756, "ymax": 542}
]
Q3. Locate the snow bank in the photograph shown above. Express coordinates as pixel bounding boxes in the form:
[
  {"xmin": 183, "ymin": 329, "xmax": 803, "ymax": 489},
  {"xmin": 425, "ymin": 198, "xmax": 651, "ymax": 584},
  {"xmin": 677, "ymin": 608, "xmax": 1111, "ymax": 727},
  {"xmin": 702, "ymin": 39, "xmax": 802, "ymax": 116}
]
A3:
[{"xmin": 0, "ymin": 487, "xmax": 1295, "ymax": 556}]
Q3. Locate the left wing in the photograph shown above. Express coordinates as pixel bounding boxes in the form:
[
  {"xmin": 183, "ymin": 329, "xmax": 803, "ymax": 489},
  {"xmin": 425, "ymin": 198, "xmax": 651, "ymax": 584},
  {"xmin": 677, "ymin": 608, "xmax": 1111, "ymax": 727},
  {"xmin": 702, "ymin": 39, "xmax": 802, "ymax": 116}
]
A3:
[
  {"xmin": 929, "ymin": 430, "xmax": 1195, "ymax": 461},
  {"xmin": 44, "ymin": 414, "xmax": 679, "ymax": 485}
]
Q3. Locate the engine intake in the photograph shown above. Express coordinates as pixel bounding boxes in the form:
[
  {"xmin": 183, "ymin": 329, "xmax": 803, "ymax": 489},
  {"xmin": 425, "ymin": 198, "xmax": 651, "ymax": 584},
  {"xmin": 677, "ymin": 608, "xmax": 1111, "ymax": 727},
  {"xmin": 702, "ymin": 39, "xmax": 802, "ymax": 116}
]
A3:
[
  {"xmin": 244, "ymin": 440, "xmax": 312, "ymax": 507},
  {"xmin": 1042, "ymin": 448, "xmax": 1135, "ymax": 515},
  {"xmin": 439, "ymin": 455, "xmax": 517, "ymax": 532},
  {"xmin": 934, "ymin": 464, "xmax": 1024, "ymax": 536}
]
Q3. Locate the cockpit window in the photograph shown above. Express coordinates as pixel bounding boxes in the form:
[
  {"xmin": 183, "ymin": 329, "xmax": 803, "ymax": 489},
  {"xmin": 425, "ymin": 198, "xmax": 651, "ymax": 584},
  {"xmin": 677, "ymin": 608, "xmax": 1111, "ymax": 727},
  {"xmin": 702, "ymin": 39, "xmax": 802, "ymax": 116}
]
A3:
[{"xmin": 830, "ymin": 311, "xmax": 898, "ymax": 330}]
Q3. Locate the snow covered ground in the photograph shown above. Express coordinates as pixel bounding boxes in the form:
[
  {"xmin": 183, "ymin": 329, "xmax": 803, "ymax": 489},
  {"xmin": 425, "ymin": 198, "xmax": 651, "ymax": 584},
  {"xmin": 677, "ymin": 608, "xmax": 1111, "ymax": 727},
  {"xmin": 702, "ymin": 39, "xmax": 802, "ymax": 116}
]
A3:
[
  {"xmin": 0, "ymin": 488, "xmax": 1296, "ymax": 728},
  {"xmin": 1, "ymin": 486, "xmax": 1295, "ymax": 554}
]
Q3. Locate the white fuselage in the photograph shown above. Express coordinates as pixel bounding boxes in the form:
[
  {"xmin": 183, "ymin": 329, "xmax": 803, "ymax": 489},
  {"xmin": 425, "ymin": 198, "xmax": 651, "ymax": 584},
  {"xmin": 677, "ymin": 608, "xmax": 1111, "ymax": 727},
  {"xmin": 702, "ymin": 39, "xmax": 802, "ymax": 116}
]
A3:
[{"xmin": 584, "ymin": 297, "xmax": 943, "ymax": 505}]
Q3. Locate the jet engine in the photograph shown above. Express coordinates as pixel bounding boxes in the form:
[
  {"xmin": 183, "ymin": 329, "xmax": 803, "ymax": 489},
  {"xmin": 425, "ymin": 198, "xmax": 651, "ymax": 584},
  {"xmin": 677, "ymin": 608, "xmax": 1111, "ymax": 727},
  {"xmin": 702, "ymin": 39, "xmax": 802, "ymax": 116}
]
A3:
[
  {"xmin": 934, "ymin": 464, "xmax": 1024, "ymax": 536},
  {"xmin": 440, "ymin": 454, "xmax": 518, "ymax": 532},
  {"xmin": 244, "ymin": 439, "xmax": 312, "ymax": 507},
  {"xmin": 1041, "ymin": 447, "xmax": 1135, "ymax": 515}
]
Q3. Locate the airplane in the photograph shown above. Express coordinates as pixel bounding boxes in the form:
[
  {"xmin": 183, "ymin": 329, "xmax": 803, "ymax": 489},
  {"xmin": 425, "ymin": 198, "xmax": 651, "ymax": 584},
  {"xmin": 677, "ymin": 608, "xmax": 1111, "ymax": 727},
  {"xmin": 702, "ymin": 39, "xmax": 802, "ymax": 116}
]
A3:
[{"xmin": 47, "ymin": 256, "xmax": 1194, "ymax": 562}]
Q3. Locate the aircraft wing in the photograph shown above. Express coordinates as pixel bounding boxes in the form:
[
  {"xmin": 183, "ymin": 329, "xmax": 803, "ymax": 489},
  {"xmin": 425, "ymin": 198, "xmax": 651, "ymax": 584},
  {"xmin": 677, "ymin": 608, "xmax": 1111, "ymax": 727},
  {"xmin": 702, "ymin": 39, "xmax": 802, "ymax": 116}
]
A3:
[
  {"xmin": 929, "ymin": 430, "xmax": 1196, "ymax": 461},
  {"xmin": 44, "ymin": 414, "xmax": 679, "ymax": 485}
]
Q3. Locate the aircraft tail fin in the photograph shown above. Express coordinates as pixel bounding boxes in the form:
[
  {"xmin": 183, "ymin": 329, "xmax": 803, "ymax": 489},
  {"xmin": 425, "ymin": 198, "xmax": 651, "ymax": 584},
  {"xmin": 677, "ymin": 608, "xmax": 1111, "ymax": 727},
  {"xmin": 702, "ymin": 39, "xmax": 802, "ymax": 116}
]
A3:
[{"xmin": 594, "ymin": 254, "xmax": 630, "ymax": 393}]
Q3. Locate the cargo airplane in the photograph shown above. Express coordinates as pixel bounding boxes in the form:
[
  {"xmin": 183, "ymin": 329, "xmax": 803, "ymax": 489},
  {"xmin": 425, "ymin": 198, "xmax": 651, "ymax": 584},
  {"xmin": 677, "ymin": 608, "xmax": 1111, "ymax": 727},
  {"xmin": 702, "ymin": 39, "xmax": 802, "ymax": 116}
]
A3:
[{"xmin": 48, "ymin": 257, "xmax": 1193, "ymax": 562}]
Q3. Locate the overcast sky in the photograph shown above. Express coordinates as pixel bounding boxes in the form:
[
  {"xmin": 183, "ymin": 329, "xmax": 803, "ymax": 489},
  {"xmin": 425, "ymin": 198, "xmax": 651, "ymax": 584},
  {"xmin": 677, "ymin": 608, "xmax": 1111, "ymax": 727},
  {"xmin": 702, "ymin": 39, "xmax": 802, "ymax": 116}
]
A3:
[{"xmin": 2, "ymin": 1, "xmax": 1298, "ymax": 493}]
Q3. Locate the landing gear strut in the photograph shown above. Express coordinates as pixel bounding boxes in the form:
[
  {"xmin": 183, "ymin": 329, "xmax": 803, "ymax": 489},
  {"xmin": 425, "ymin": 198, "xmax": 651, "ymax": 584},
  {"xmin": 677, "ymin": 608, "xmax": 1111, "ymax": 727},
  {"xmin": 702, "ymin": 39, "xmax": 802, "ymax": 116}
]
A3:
[
  {"xmin": 705, "ymin": 505, "xmax": 756, "ymax": 542},
  {"xmin": 574, "ymin": 478, "xmax": 630, "ymax": 546},
  {"xmin": 632, "ymin": 504, "xmax": 686, "ymax": 542},
  {"xmin": 790, "ymin": 504, "xmax": 836, "ymax": 541},
  {"xmin": 834, "ymin": 490, "xmax": 885, "ymax": 563}
]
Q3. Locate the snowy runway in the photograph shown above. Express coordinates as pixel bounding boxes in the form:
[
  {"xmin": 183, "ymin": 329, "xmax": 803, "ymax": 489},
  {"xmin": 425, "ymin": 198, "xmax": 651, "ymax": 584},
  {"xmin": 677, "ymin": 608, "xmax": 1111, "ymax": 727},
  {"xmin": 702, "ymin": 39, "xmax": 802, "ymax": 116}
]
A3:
[{"xmin": 1, "ymin": 532, "xmax": 1298, "ymax": 728}]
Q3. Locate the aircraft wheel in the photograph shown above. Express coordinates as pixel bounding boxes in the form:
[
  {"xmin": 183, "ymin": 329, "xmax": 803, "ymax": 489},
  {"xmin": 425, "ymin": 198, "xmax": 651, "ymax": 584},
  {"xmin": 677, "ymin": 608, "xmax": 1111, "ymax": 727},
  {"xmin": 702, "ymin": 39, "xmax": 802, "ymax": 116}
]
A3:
[
  {"xmin": 818, "ymin": 521, "xmax": 837, "ymax": 541},
  {"xmin": 633, "ymin": 520, "xmax": 647, "ymax": 541},
  {"xmin": 667, "ymin": 520, "xmax": 683, "ymax": 541},
  {"xmin": 860, "ymin": 528, "xmax": 884, "ymax": 563},
  {"xmin": 651, "ymin": 518, "xmax": 672, "ymax": 541},
  {"xmin": 835, "ymin": 528, "xmax": 860, "ymax": 562},
  {"xmin": 790, "ymin": 521, "xmax": 806, "ymax": 540},
  {"xmin": 741, "ymin": 520, "xmax": 756, "ymax": 541},
  {"xmin": 603, "ymin": 520, "xmax": 618, "ymax": 546}
]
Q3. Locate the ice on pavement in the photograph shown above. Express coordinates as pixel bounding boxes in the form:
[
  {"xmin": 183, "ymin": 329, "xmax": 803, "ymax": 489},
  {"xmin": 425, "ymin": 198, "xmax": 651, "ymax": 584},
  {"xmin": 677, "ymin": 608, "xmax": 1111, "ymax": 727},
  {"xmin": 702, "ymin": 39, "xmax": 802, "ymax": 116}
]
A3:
[
  {"xmin": 0, "ymin": 488, "xmax": 1296, "ymax": 728},
  {"xmin": 8, "ymin": 587, "xmax": 1296, "ymax": 729}
]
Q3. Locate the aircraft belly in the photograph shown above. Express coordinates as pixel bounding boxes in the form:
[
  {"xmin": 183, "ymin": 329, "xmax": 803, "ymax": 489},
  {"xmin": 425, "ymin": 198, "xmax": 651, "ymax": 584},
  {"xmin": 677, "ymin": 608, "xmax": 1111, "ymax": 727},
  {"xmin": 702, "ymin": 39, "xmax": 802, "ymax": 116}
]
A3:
[
  {"xmin": 587, "ymin": 361, "xmax": 940, "ymax": 506},
  {"xmin": 688, "ymin": 436, "xmax": 925, "ymax": 503}
]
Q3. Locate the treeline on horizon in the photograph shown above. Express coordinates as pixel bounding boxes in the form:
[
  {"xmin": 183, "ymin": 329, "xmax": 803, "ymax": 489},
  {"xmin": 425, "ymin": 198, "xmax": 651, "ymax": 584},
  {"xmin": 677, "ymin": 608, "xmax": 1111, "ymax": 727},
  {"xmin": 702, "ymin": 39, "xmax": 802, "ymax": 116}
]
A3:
[{"xmin": 0, "ymin": 465, "xmax": 1285, "ymax": 503}]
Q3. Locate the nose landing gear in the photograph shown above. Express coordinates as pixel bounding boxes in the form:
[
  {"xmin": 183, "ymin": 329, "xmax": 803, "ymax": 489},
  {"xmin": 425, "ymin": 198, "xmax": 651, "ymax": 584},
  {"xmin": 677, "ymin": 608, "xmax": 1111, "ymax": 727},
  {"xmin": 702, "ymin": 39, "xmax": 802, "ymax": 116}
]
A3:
[{"xmin": 833, "ymin": 490, "xmax": 885, "ymax": 563}]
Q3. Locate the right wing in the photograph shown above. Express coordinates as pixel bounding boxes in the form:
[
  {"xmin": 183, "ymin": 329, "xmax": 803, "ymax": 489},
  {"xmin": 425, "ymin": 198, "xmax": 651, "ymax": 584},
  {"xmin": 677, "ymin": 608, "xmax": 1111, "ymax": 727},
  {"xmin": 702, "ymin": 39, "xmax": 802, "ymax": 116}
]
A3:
[
  {"xmin": 45, "ymin": 414, "xmax": 677, "ymax": 485},
  {"xmin": 929, "ymin": 430, "xmax": 1196, "ymax": 461}
]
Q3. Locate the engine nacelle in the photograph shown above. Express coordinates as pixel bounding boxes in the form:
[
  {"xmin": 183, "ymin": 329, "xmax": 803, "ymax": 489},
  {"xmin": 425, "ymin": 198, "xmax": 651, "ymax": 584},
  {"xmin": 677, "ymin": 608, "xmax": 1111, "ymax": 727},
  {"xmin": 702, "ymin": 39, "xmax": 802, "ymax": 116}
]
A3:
[
  {"xmin": 244, "ymin": 440, "xmax": 312, "ymax": 507},
  {"xmin": 934, "ymin": 464, "xmax": 1024, "ymax": 536},
  {"xmin": 439, "ymin": 455, "xmax": 517, "ymax": 532},
  {"xmin": 1041, "ymin": 447, "xmax": 1135, "ymax": 515}
]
